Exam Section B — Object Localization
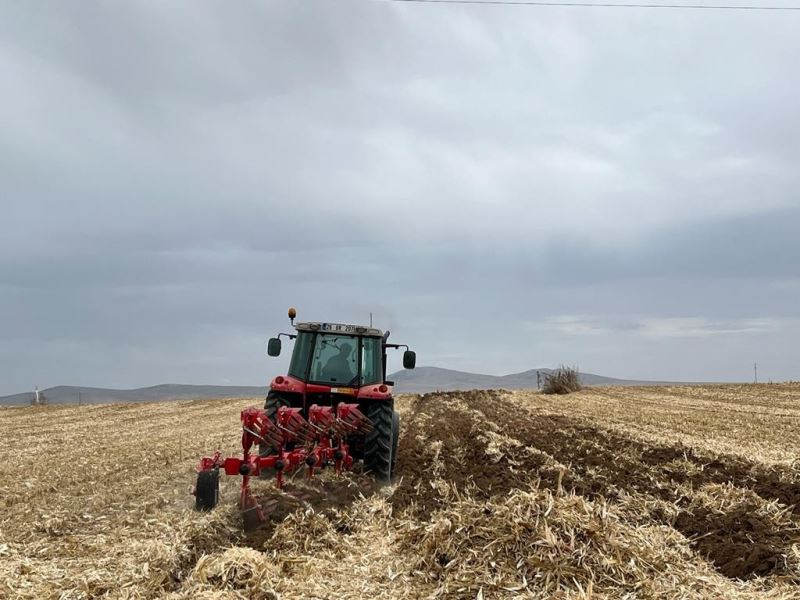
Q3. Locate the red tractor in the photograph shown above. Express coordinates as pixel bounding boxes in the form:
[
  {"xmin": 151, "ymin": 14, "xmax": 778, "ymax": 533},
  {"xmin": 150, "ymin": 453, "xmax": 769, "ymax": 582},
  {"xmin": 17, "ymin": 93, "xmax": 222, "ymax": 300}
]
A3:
[{"xmin": 194, "ymin": 308, "xmax": 416, "ymax": 526}]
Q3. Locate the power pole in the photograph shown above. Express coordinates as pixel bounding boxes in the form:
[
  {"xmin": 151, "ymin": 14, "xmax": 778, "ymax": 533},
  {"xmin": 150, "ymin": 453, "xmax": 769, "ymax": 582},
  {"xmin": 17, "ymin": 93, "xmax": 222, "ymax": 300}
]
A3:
[{"xmin": 754, "ymin": 362, "xmax": 758, "ymax": 384}]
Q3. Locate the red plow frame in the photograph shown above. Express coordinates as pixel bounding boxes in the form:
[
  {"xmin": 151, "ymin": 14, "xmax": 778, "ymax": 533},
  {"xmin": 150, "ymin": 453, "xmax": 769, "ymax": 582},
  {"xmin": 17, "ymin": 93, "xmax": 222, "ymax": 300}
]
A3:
[{"xmin": 194, "ymin": 403, "xmax": 372, "ymax": 526}]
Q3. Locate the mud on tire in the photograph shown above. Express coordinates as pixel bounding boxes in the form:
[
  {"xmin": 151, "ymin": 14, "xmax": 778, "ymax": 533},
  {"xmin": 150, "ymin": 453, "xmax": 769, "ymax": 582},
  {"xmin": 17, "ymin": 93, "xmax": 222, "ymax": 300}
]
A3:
[{"xmin": 391, "ymin": 409, "xmax": 400, "ymax": 474}]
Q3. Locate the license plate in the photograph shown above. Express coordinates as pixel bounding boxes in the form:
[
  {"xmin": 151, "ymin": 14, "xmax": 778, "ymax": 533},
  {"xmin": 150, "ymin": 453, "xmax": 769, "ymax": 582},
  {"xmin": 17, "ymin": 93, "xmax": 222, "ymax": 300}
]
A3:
[{"xmin": 321, "ymin": 323, "xmax": 357, "ymax": 333}]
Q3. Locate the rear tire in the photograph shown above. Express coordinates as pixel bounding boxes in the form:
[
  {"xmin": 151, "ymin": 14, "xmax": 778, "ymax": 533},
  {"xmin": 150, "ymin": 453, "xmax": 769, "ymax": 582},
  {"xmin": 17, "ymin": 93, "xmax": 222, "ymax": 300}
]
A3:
[
  {"xmin": 391, "ymin": 410, "xmax": 400, "ymax": 474},
  {"xmin": 259, "ymin": 391, "xmax": 291, "ymax": 478},
  {"xmin": 365, "ymin": 401, "xmax": 395, "ymax": 483},
  {"xmin": 195, "ymin": 469, "xmax": 219, "ymax": 511},
  {"xmin": 259, "ymin": 391, "xmax": 289, "ymax": 458}
]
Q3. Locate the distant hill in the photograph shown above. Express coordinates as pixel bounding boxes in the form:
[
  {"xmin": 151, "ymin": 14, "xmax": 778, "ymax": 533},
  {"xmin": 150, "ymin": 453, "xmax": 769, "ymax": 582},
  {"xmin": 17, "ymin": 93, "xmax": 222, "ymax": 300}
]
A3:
[
  {"xmin": 0, "ymin": 368, "xmax": 671, "ymax": 406},
  {"xmin": 0, "ymin": 384, "xmax": 267, "ymax": 406},
  {"xmin": 388, "ymin": 367, "xmax": 669, "ymax": 394}
]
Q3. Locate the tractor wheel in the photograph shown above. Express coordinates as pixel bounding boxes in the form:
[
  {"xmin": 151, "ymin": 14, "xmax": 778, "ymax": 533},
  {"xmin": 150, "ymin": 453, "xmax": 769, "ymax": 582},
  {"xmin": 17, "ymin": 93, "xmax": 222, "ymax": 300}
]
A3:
[
  {"xmin": 391, "ymin": 410, "xmax": 400, "ymax": 474},
  {"xmin": 195, "ymin": 469, "xmax": 219, "ymax": 511},
  {"xmin": 259, "ymin": 392, "xmax": 290, "ymax": 477},
  {"xmin": 259, "ymin": 392, "xmax": 289, "ymax": 457},
  {"xmin": 364, "ymin": 401, "xmax": 395, "ymax": 483}
]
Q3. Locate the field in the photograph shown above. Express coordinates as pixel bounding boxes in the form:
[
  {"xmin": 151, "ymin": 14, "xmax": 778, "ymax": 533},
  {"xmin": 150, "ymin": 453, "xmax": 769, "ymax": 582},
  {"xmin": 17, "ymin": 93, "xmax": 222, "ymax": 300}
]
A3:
[{"xmin": 2, "ymin": 385, "xmax": 800, "ymax": 599}]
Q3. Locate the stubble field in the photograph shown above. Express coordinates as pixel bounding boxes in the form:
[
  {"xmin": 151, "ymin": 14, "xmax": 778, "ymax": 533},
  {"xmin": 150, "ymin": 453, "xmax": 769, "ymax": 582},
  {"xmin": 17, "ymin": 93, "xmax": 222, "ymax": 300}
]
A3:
[{"xmin": 2, "ymin": 384, "xmax": 800, "ymax": 599}]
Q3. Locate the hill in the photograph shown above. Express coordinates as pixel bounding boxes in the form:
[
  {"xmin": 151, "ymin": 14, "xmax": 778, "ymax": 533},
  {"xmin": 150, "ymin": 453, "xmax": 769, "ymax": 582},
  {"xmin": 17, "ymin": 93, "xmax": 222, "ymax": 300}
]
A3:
[
  {"xmin": 0, "ymin": 368, "xmax": 670, "ymax": 405},
  {"xmin": 0, "ymin": 384, "xmax": 267, "ymax": 406},
  {"xmin": 388, "ymin": 366, "xmax": 666, "ymax": 393}
]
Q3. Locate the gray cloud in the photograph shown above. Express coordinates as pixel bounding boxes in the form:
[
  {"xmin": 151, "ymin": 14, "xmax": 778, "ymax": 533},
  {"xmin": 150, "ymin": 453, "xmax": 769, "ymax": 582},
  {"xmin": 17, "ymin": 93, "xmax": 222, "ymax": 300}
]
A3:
[{"xmin": 1, "ymin": 1, "xmax": 799, "ymax": 394}]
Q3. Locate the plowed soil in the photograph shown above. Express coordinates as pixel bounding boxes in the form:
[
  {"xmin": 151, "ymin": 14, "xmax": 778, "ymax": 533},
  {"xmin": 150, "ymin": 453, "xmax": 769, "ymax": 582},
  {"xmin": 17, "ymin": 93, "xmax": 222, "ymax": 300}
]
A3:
[
  {"xmin": 2, "ymin": 384, "xmax": 800, "ymax": 599},
  {"xmin": 396, "ymin": 391, "xmax": 800, "ymax": 582}
]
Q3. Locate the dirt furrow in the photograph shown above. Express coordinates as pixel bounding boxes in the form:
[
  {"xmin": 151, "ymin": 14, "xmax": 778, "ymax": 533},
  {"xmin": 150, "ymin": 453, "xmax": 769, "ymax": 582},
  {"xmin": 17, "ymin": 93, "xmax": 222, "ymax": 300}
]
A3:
[
  {"xmin": 391, "ymin": 392, "xmax": 556, "ymax": 518},
  {"xmin": 462, "ymin": 390, "xmax": 800, "ymax": 581}
]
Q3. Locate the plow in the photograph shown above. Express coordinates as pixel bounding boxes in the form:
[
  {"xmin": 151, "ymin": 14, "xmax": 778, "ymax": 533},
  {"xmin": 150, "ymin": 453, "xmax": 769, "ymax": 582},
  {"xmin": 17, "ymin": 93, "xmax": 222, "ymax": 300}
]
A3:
[{"xmin": 194, "ymin": 307, "xmax": 415, "ymax": 528}]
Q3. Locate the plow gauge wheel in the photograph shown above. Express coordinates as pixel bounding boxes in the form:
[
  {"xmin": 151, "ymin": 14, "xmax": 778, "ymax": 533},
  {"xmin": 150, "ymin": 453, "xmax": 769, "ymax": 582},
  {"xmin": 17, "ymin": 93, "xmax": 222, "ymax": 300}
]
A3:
[{"xmin": 195, "ymin": 469, "xmax": 220, "ymax": 511}]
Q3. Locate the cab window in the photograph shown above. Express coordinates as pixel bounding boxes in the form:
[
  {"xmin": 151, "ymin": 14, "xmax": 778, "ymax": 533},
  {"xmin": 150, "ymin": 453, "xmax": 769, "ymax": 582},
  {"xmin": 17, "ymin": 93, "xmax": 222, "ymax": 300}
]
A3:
[
  {"xmin": 360, "ymin": 337, "xmax": 382, "ymax": 385},
  {"xmin": 288, "ymin": 331, "xmax": 314, "ymax": 380},
  {"xmin": 310, "ymin": 334, "xmax": 358, "ymax": 385}
]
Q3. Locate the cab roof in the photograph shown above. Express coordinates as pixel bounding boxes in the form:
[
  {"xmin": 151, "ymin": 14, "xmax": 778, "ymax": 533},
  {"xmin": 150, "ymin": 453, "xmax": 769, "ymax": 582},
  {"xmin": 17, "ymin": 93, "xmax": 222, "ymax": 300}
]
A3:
[{"xmin": 294, "ymin": 322, "xmax": 384, "ymax": 338}]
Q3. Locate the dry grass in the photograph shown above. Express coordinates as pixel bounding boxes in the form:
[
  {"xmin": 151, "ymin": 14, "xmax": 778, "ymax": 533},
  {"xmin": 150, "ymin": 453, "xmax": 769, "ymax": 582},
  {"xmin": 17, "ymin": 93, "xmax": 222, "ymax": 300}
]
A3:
[
  {"xmin": 1, "ymin": 385, "xmax": 800, "ymax": 598},
  {"xmin": 541, "ymin": 366, "xmax": 583, "ymax": 395},
  {"xmin": 518, "ymin": 384, "xmax": 800, "ymax": 465}
]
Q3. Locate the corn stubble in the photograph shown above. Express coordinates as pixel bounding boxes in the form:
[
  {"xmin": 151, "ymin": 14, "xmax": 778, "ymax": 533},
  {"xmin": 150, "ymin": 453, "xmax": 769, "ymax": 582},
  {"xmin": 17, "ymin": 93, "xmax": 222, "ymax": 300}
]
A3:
[{"xmin": 2, "ymin": 385, "xmax": 800, "ymax": 599}]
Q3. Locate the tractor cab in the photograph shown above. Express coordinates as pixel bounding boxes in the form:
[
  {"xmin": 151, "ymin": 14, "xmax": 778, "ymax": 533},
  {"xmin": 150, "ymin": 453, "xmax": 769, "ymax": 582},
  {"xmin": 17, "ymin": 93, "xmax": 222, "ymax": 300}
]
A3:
[
  {"xmin": 267, "ymin": 311, "xmax": 415, "ymax": 396},
  {"xmin": 290, "ymin": 325, "xmax": 382, "ymax": 386}
]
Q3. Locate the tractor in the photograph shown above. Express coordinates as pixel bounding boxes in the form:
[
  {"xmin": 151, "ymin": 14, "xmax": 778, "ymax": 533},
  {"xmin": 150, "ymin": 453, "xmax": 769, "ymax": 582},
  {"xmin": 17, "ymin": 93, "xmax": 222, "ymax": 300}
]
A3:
[{"xmin": 193, "ymin": 307, "xmax": 416, "ymax": 526}]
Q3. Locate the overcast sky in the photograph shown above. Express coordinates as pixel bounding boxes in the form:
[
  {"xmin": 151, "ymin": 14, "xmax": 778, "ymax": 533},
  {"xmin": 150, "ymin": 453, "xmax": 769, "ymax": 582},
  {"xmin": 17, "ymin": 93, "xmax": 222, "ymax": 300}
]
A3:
[{"xmin": 1, "ymin": 0, "xmax": 799, "ymax": 395}]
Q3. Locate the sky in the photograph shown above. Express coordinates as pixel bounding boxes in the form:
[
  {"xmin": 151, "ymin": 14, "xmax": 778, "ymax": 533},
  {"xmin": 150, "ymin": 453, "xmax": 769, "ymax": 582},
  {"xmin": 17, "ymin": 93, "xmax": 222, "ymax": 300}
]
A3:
[{"xmin": 1, "ymin": 0, "xmax": 799, "ymax": 395}]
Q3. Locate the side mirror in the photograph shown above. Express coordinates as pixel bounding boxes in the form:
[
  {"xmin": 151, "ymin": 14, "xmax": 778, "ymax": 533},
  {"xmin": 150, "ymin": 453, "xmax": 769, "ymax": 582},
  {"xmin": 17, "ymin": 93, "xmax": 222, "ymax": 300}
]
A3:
[
  {"xmin": 403, "ymin": 350, "xmax": 416, "ymax": 370},
  {"xmin": 267, "ymin": 338, "xmax": 281, "ymax": 357}
]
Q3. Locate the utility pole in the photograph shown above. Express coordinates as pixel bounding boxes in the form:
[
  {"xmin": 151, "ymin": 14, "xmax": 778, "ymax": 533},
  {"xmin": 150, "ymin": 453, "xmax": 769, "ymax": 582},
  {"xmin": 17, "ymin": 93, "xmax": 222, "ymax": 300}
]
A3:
[
  {"xmin": 754, "ymin": 362, "xmax": 758, "ymax": 384},
  {"xmin": 370, "ymin": 312, "xmax": 373, "ymax": 327}
]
